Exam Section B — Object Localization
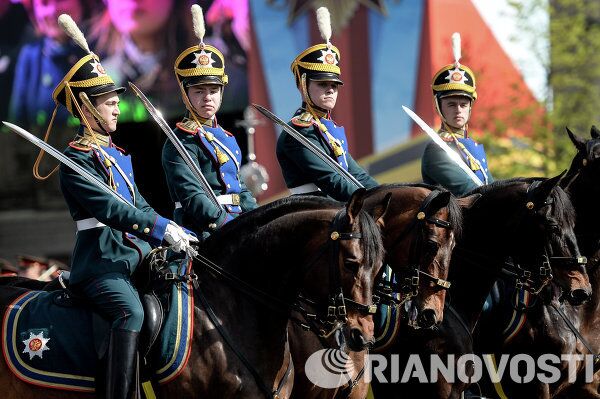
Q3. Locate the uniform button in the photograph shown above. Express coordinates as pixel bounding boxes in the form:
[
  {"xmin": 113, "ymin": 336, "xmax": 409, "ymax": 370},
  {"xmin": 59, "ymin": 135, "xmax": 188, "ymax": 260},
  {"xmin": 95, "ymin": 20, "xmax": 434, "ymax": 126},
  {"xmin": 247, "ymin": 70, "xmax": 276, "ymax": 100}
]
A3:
[
  {"xmin": 208, "ymin": 223, "xmax": 217, "ymax": 229},
  {"xmin": 227, "ymin": 184, "xmax": 231, "ymax": 188},
  {"xmin": 132, "ymin": 224, "xmax": 139, "ymax": 230},
  {"xmin": 116, "ymin": 182, "xmax": 120, "ymax": 187},
  {"xmin": 221, "ymin": 172, "xmax": 225, "ymax": 177},
  {"xmin": 129, "ymin": 173, "xmax": 133, "ymax": 177},
  {"xmin": 235, "ymin": 150, "xmax": 239, "ymax": 154},
  {"xmin": 143, "ymin": 227, "xmax": 150, "ymax": 234}
]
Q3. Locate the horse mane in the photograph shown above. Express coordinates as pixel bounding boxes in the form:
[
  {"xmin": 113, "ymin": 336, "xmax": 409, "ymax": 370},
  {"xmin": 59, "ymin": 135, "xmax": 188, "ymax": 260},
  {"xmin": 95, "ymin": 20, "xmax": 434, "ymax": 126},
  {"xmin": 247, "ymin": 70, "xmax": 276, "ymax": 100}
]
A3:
[
  {"xmin": 466, "ymin": 178, "xmax": 575, "ymax": 227},
  {"xmin": 209, "ymin": 195, "xmax": 340, "ymax": 239},
  {"xmin": 203, "ymin": 194, "xmax": 383, "ymax": 269},
  {"xmin": 367, "ymin": 183, "xmax": 464, "ymax": 239}
]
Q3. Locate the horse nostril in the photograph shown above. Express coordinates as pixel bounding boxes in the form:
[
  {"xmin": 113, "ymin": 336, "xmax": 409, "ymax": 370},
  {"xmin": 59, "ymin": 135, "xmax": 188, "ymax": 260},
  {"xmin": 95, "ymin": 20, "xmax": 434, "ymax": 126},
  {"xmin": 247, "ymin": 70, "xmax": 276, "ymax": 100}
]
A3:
[
  {"xmin": 569, "ymin": 288, "xmax": 591, "ymax": 305},
  {"xmin": 417, "ymin": 309, "xmax": 437, "ymax": 329}
]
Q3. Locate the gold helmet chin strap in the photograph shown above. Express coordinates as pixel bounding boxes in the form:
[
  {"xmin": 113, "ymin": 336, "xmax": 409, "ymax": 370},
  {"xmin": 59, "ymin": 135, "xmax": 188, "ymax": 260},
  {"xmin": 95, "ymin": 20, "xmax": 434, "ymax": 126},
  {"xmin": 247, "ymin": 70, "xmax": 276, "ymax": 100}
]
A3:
[
  {"xmin": 79, "ymin": 92, "xmax": 108, "ymax": 128},
  {"xmin": 299, "ymin": 73, "xmax": 327, "ymax": 120},
  {"xmin": 32, "ymin": 85, "xmax": 110, "ymax": 181}
]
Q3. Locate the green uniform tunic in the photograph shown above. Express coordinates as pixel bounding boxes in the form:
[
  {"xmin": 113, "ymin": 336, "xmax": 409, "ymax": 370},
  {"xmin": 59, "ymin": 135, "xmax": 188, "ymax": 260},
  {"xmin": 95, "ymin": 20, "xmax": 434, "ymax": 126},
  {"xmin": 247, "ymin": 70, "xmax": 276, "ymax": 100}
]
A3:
[
  {"xmin": 162, "ymin": 118, "xmax": 257, "ymax": 239},
  {"xmin": 421, "ymin": 129, "xmax": 493, "ymax": 196},
  {"xmin": 276, "ymin": 107, "xmax": 378, "ymax": 201},
  {"xmin": 60, "ymin": 131, "xmax": 170, "ymax": 330}
]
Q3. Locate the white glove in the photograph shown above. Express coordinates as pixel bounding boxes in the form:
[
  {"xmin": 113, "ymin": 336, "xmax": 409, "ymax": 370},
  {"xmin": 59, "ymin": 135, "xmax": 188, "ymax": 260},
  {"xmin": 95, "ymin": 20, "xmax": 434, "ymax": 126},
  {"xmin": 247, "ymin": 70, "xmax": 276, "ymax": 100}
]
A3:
[{"xmin": 164, "ymin": 223, "xmax": 198, "ymax": 257}]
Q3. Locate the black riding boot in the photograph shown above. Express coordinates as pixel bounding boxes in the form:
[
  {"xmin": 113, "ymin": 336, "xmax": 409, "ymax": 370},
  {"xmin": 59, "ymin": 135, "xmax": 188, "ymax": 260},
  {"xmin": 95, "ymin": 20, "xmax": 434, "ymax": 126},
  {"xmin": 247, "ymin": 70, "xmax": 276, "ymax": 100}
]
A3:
[{"xmin": 106, "ymin": 329, "xmax": 139, "ymax": 399}]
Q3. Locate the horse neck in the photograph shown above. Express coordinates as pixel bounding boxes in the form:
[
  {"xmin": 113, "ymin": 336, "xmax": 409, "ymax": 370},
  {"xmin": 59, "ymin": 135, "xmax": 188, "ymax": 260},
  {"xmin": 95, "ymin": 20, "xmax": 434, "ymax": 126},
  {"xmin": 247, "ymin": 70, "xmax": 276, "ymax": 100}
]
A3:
[
  {"xmin": 448, "ymin": 202, "xmax": 513, "ymax": 331},
  {"xmin": 569, "ymin": 176, "xmax": 600, "ymax": 255},
  {"xmin": 199, "ymin": 212, "xmax": 331, "ymax": 331}
]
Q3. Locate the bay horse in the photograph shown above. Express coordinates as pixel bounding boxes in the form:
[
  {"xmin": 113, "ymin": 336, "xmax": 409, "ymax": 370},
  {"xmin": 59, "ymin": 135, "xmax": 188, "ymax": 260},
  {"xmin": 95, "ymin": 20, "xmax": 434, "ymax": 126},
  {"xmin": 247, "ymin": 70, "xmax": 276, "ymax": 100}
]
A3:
[
  {"xmin": 551, "ymin": 126, "xmax": 600, "ymax": 399},
  {"xmin": 371, "ymin": 175, "xmax": 591, "ymax": 399},
  {"xmin": 0, "ymin": 190, "xmax": 388, "ymax": 398},
  {"xmin": 287, "ymin": 184, "xmax": 478, "ymax": 399}
]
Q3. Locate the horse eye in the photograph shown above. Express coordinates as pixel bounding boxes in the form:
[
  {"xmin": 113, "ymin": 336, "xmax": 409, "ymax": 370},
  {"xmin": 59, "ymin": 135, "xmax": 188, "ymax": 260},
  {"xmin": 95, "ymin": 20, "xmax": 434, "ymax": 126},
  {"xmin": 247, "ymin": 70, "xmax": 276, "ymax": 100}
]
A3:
[
  {"xmin": 547, "ymin": 224, "xmax": 561, "ymax": 234},
  {"xmin": 426, "ymin": 240, "xmax": 440, "ymax": 254},
  {"xmin": 344, "ymin": 260, "xmax": 359, "ymax": 273}
]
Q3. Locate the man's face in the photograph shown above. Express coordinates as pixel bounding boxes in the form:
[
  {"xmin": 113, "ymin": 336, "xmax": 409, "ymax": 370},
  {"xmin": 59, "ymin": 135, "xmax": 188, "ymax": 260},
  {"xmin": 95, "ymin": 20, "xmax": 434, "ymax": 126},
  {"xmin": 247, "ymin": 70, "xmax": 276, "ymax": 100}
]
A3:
[
  {"xmin": 187, "ymin": 84, "xmax": 222, "ymax": 119},
  {"xmin": 440, "ymin": 96, "xmax": 472, "ymax": 129},
  {"xmin": 307, "ymin": 81, "xmax": 339, "ymax": 111},
  {"xmin": 86, "ymin": 92, "xmax": 120, "ymax": 133}
]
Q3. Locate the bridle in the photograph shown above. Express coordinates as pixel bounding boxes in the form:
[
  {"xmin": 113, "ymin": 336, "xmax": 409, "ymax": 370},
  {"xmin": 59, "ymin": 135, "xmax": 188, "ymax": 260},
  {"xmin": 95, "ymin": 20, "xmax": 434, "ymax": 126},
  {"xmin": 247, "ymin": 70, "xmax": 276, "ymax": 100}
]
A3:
[
  {"xmin": 377, "ymin": 189, "xmax": 454, "ymax": 306},
  {"xmin": 454, "ymin": 181, "xmax": 586, "ymax": 297},
  {"xmin": 293, "ymin": 207, "xmax": 378, "ymax": 339}
]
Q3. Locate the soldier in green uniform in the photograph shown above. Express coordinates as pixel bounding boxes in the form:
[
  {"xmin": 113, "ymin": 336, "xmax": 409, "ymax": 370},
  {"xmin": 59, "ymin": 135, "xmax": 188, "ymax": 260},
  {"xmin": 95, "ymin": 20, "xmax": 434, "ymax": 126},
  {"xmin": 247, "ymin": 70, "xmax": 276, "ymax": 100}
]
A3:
[
  {"xmin": 36, "ymin": 15, "xmax": 196, "ymax": 399},
  {"xmin": 162, "ymin": 5, "xmax": 257, "ymax": 239},
  {"xmin": 421, "ymin": 33, "xmax": 493, "ymax": 196},
  {"xmin": 276, "ymin": 7, "xmax": 378, "ymax": 201}
]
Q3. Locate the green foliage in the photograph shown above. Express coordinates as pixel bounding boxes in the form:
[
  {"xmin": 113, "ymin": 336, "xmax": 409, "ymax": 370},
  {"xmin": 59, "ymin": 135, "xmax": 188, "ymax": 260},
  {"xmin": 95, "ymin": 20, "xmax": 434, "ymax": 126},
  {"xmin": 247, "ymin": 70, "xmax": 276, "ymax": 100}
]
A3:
[{"xmin": 479, "ymin": 0, "xmax": 600, "ymax": 179}]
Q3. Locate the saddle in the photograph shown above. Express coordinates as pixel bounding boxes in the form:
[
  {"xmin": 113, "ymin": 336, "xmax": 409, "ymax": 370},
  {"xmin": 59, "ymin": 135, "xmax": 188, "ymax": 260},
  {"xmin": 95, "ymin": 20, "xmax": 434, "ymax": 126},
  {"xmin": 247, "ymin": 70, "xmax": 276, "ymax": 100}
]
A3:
[{"xmin": 1, "ymin": 254, "xmax": 195, "ymax": 393}]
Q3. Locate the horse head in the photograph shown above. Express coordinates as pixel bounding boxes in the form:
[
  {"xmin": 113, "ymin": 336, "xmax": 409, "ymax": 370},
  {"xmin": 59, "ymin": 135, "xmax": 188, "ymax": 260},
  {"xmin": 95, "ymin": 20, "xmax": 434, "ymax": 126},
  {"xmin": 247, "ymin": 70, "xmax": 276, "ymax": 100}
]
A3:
[
  {"xmin": 526, "ymin": 174, "xmax": 591, "ymax": 305},
  {"xmin": 467, "ymin": 177, "xmax": 591, "ymax": 307},
  {"xmin": 363, "ymin": 185, "xmax": 477, "ymax": 330},
  {"xmin": 295, "ymin": 189, "xmax": 388, "ymax": 352}
]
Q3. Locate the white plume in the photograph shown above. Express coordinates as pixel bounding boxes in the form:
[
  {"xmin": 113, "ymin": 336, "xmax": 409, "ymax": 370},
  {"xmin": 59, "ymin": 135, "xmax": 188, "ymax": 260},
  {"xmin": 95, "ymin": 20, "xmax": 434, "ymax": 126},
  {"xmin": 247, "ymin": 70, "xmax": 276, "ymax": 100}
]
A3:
[
  {"xmin": 452, "ymin": 32, "xmax": 461, "ymax": 66},
  {"xmin": 316, "ymin": 7, "xmax": 332, "ymax": 45},
  {"xmin": 58, "ymin": 14, "xmax": 91, "ymax": 54},
  {"xmin": 191, "ymin": 4, "xmax": 205, "ymax": 46}
]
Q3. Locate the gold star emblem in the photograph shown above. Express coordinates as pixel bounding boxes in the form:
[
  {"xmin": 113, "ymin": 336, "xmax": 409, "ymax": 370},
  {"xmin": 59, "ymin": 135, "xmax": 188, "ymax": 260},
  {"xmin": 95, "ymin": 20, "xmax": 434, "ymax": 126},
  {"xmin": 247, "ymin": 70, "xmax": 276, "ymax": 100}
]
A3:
[
  {"xmin": 192, "ymin": 50, "xmax": 215, "ymax": 68},
  {"xmin": 89, "ymin": 60, "xmax": 107, "ymax": 77},
  {"xmin": 445, "ymin": 67, "xmax": 468, "ymax": 84},
  {"xmin": 317, "ymin": 48, "xmax": 338, "ymax": 65}
]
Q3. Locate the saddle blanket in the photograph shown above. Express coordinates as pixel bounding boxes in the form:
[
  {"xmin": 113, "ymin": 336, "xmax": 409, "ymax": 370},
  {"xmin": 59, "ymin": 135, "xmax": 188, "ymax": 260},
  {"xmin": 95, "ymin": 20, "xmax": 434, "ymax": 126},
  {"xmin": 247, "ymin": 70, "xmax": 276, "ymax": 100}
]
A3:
[{"xmin": 2, "ymin": 266, "xmax": 194, "ymax": 392}]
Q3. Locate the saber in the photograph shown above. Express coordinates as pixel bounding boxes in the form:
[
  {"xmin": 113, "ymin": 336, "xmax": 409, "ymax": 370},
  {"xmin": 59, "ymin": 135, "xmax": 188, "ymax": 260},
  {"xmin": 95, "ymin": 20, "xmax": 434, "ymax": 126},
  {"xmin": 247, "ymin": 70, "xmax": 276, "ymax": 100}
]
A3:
[
  {"xmin": 2, "ymin": 121, "xmax": 131, "ymax": 206},
  {"xmin": 128, "ymin": 82, "xmax": 224, "ymax": 211},
  {"xmin": 252, "ymin": 103, "xmax": 363, "ymax": 189},
  {"xmin": 402, "ymin": 105, "xmax": 483, "ymax": 186}
]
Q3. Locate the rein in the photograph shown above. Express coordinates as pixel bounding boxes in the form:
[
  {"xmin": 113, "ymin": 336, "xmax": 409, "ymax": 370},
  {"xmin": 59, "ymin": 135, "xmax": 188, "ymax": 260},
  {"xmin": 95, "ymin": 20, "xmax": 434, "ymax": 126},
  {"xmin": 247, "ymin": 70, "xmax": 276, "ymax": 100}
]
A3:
[{"xmin": 548, "ymin": 302, "xmax": 600, "ymax": 368}]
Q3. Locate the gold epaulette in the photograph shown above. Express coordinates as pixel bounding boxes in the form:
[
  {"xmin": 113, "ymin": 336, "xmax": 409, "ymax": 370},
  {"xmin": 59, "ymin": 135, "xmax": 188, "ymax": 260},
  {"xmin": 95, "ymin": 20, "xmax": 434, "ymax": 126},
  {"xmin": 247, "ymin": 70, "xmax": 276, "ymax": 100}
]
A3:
[
  {"xmin": 291, "ymin": 111, "xmax": 314, "ymax": 127},
  {"xmin": 439, "ymin": 132, "xmax": 454, "ymax": 142},
  {"xmin": 69, "ymin": 136, "xmax": 94, "ymax": 151},
  {"xmin": 176, "ymin": 118, "xmax": 200, "ymax": 135}
]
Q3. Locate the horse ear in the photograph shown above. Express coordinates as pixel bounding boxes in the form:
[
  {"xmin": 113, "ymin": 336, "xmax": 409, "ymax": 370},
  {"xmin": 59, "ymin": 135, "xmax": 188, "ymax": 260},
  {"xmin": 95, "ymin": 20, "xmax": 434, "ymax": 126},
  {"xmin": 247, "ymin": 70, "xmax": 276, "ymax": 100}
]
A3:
[
  {"xmin": 566, "ymin": 126, "xmax": 586, "ymax": 151},
  {"xmin": 371, "ymin": 192, "xmax": 392, "ymax": 228},
  {"xmin": 534, "ymin": 172, "xmax": 566, "ymax": 202},
  {"xmin": 427, "ymin": 191, "xmax": 451, "ymax": 213},
  {"xmin": 592, "ymin": 125, "xmax": 600, "ymax": 139},
  {"xmin": 457, "ymin": 193, "xmax": 481, "ymax": 209},
  {"xmin": 346, "ymin": 188, "xmax": 367, "ymax": 224}
]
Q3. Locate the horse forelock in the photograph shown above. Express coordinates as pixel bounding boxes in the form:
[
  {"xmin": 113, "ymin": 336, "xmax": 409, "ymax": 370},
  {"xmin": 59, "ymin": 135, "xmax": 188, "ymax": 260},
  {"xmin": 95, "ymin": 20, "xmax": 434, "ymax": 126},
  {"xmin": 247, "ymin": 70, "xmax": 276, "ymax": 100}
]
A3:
[
  {"xmin": 369, "ymin": 184, "xmax": 463, "ymax": 240},
  {"xmin": 354, "ymin": 208, "xmax": 384, "ymax": 271}
]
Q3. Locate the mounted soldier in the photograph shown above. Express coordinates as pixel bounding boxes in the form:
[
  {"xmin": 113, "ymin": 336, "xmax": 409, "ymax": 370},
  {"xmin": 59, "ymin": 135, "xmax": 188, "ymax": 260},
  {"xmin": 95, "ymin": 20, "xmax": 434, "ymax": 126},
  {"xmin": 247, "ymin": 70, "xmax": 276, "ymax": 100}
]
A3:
[
  {"xmin": 276, "ymin": 7, "xmax": 378, "ymax": 201},
  {"xmin": 162, "ymin": 5, "xmax": 257, "ymax": 240},
  {"xmin": 421, "ymin": 32, "xmax": 493, "ymax": 196},
  {"xmin": 30, "ymin": 14, "xmax": 197, "ymax": 399}
]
